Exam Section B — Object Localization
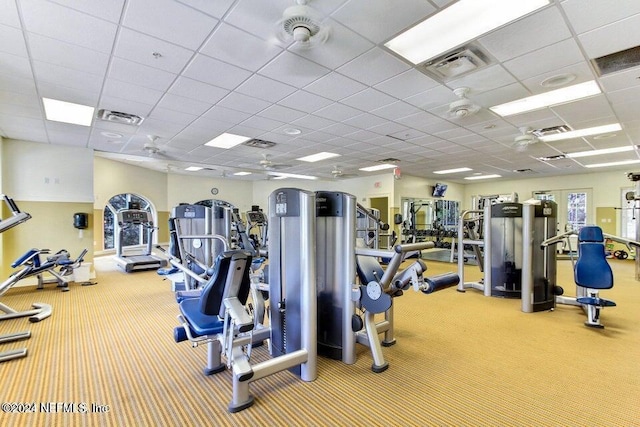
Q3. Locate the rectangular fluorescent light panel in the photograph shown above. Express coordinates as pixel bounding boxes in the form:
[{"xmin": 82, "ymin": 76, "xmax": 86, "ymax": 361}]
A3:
[
  {"xmin": 384, "ymin": 0, "xmax": 550, "ymax": 64},
  {"xmin": 539, "ymin": 123, "xmax": 622, "ymax": 142},
  {"xmin": 297, "ymin": 152, "xmax": 340, "ymax": 162},
  {"xmin": 185, "ymin": 166, "xmax": 203, "ymax": 171},
  {"xmin": 433, "ymin": 167, "xmax": 472, "ymax": 174},
  {"xmin": 233, "ymin": 171, "xmax": 252, "ymax": 176},
  {"xmin": 584, "ymin": 159, "xmax": 640, "ymax": 168},
  {"xmin": 566, "ymin": 145, "xmax": 636, "ymax": 159},
  {"xmin": 42, "ymin": 98, "xmax": 95, "ymax": 126},
  {"xmin": 359, "ymin": 163, "xmax": 397, "ymax": 172},
  {"xmin": 269, "ymin": 172, "xmax": 318, "ymax": 180},
  {"xmin": 205, "ymin": 133, "xmax": 251, "ymax": 149},
  {"xmin": 490, "ymin": 81, "xmax": 601, "ymax": 117},
  {"xmin": 464, "ymin": 174, "xmax": 502, "ymax": 180}
]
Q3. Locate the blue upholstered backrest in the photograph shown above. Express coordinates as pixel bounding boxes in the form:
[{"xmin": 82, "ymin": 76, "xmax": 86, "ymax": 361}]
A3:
[
  {"xmin": 199, "ymin": 250, "xmax": 252, "ymax": 316},
  {"xmin": 574, "ymin": 226, "xmax": 613, "ymax": 290}
]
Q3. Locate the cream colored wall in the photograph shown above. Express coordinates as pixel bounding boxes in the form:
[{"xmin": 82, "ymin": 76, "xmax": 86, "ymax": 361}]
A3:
[
  {"xmin": 393, "ymin": 174, "xmax": 465, "ymax": 207},
  {"xmin": 167, "ymin": 173, "xmax": 254, "ymax": 212},
  {"xmin": 3, "ymin": 139, "xmax": 93, "ymax": 202}
]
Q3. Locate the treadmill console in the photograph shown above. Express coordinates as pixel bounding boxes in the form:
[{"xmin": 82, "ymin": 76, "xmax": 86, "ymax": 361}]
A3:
[
  {"xmin": 117, "ymin": 209, "xmax": 151, "ymax": 225},
  {"xmin": 246, "ymin": 211, "xmax": 266, "ymax": 225}
]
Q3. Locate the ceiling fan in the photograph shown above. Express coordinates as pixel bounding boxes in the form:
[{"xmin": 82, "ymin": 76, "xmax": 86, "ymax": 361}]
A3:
[
  {"xmin": 275, "ymin": 0, "xmax": 330, "ymax": 49},
  {"xmin": 448, "ymin": 87, "xmax": 481, "ymax": 118},
  {"xmin": 331, "ymin": 165, "xmax": 357, "ymax": 179},
  {"xmin": 512, "ymin": 127, "xmax": 540, "ymax": 152},
  {"xmin": 141, "ymin": 135, "xmax": 181, "ymax": 159},
  {"xmin": 258, "ymin": 153, "xmax": 291, "ymax": 170}
]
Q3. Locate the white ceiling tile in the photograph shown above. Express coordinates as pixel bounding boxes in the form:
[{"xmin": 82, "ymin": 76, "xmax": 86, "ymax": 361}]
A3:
[
  {"xmin": 0, "ymin": 101, "xmax": 41, "ymax": 119},
  {"xmin": 217, "ymin": 92, "xmax": 270, "ymax": 115},
  {"xmin": 479, "ymin": 7, "xmax": 572, "ymax": 62},
  {"xmin": 223, "ymin": 0, "xmax": 290, "ymax": 42},
  {"xmin": 341, "ymin": 88, "xmax": 397, "ymax": 111},
  {"xmin": 519, "ymin": 62, "xmax": 593, "ymax": 95},
  {"xmin": 578, "ymin": 13, "xmax": 640, "ymax": 59},
  {"xmin": 47, "ymin": 0, "xmax": 125, "ymax": 23},
  {"xmin": 396, "ymin": 111, "xmax": 443, "ymax": 131},
  {"xmin": 562, "ymin": 0, "xmax": 640, "ymax": 34},
  {"xmin": 331, "ymin": 0, "xmax": 435, "ymax": 44},
  {"xmin": 181, "ymin": 117, "xmax": 228, "ymax": 134},
  {"xmin": 551, "ymin": 95, "xmax": 615, "ymax": 124},
  {"xmin": 447, "ymin": 65, "xmax": 518, "ymax": 95},
  {"xmin": 114, "ymin": 28, "xmax": 195, "ymax": 74},
  {"xmin": 291, "ymin": 115, "xmax": 336, "ymax": 131},
  {"xmin": 337, "ymin": 47, "xmax": 410, "ymax": 86},
  {"xmin": 323, "ymin": 122, "xmax": 359, "ymax": 136},
  {"xmin": 148, "ymin": 106, "xmax": 198, "ymax": 125},
  {"xmin": 374, "ymin": 69, "xmax": 439, "ymax": 99},
  {"xmin": 277, "ymin": 90, "xmax": 333, "ymax": 114},
  {"xmin": 175, "ymin": 0, "xmax": 236, "ymax": 18},
  {"xmin": 258, "ymin": 104, "xmax": 306, "ymax": 123},
  {"xmin": 259, "ymin": 51, "xmax": 331, "ymax": 88},
  {"xmin": 0, "ymin": 52, "xmax": 32, "ymax": 79},
  {"xmin": 599, "ymin": 67, "xmax": 640, "ymax": 93},
  {"xmin": 240, "ymin": 115, "xmax": 285, "ymax": 132},
  {"xmin": 343, "ymin": 113, "xmax": 388, "ymax": 129},
  {"xmin": 304, "ymin": 72, "xmax": 367, "ymax": 101},
  {"xmin": 0, "ymin": 1, "xmax": 20, "ymax": 27},
  {"xmin": 0, "ymin": 24, "xmax": 28, "ymax": 57},
  {"xmin": 303, "ymin": 130, "xmax": 339, "ymax": 142},
  {"xmin": 21, "ymin": 0, "xmax": 118, "ymax": 53},
  {"xmin": 168, "ymin": 77, "xmax": 229, "ymax": 104},
  {"xmin": 183, "ymin": 54, "xmax": 252, "ymax": 90},
  {"xmin": 156, "ymin": 93, "xmax": 213, "ymax": 116},
  {"xmin": 33, "ymin": 60, "xmax": 103, "ymax": 93},
  {"xmin": 314, "ymin": 102, "xmax": 362, "ymax": 121},
  {"xmin": 102, "ymin": 79, "xmax": 164, "ymax": 106},
  {"xmin": 404, "ymin": 85, "xmax": 455, "ymax": 110},
  {"xmin": 345, "ymin": 129, "xmax": 381, "ymax": 142},
  {"xmin": 502, "ymin": 39, "xmax": 584, "ymax": 81},
  {"xmin": 293, "ymin": 19, "xmax": 374, "ymax": 69},
  {"xmin": 123, "ymin": 0, "xmax": 218, "ymax": 50},
  {"xmin": 1, "ymin": 126, "xmax": 48, "ymax": 142},
  {"xmin": 611, "ymin": 99, "xmax": 640, "ymax": 122},
  {"xmin": 201, "ymin": 23, "xmax": 283, "ymax": 72},
  {"xmin": 27, "ymin": 33, "xmax": 110, "ymax": 76},
  {"xmin": 235, "ymin": 74, "xmax": 296, "ymax": 103},
  {"xmin": 370, "ymin": 101, "xmax": 420, "ymax": 121},
  {"xmin": 472, "ymin": 83, "xmax": 530, "ymax": 108},
  {"xmin": 109, "ymin": 57, "xmax": 177, "ymax": 92},
  {"xmin": 201, "ymin": 106, "xmax": 251, "ymax": 125},
  {"xmin": 136, "ymin": 118, "xmax": 187, "ymax": 138},
  {"xmin": 39, "ymin": 82, "xmax": 99, "ymax": 106},
  {"xmin": 367, "ymin": 121, "xmax": 409, "ymax": 136},
  {"xmin": 0, "ymin": 90, "xmax": 39, "ymax": 108}
]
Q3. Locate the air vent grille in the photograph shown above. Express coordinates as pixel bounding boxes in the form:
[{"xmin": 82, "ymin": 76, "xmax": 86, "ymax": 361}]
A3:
[
  {"xmin": 242, "ymin": 139, "xmax": 276, "ymax": 149},
  {"xmin": 538, "ymin": 154, "xmax": 567, "ymax": 161},
  {"xmin": 97, "ymin": 109, "xmax": 144, "ymax": 126},
  {"xmin": 377, "ymin": 157, "xmax": 400, "ymax": 163},
  {"xmin": 592, "ymin": 45, "xmax": 640, "ymax": 76},
  {"xmin": 421, "ymin": 44, "xmax": 491, "ymax": 81},
  {"xmin": 532, "ymin": 125, "xmax": 571, "ymax": 138}
]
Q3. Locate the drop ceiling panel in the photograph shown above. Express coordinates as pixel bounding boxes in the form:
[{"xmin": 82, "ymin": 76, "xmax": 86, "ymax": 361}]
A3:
[
  {"xmin": 168, "ymin": 77, "xmax": 229, "ymax": 104},
  {"xmin": 33, "ymin": 61, "xmax": 103, "ymax": 93},
  {"xmin": 48, "ymin": 0, "xmax": 125, "ymax": 23},
  {"xmin": 277, "ymin": 91, "xmax": 333, "ymax": 114},
  {"xmin": 39, "ymin": 82, "xmax": 99, "ymax": 106},
  {"xmin": 293, "ymin": 19, "xmax": 374, "ymax": 69},
  {"xmin": 0, "ymin": 101, "xmax": 40, "ymax": 119},
  {"xmin": 478, "ymin": 7, "xmax": 572, "ymax": 62},
  {"xmin": 114, "ymin": 28, "xmax": 195, "ymax": 74},
  {"xmin": 471, "ymin": 83, "xmax": 531, "ymax": 108},
  {"xmin": 201, "ymin": 106, "xmax": 251, "ymax": 125},
  {"xmin": 102, "ymin": 79, "xmax": 164, "ymax": 106},
  {"xmin": 0, "ymin": 24, "xmax": 29, "ymax": 57},
  {"xmin": 2, "ymin": 127, "xmax": 47, "ymax": 143},
  {"xmin": 156, "ymin": 93, "xmax": 213, "ymax": 116},
  {"xmin": 183, "ymin": 54, "xmax": 252, "ymax": 90},
  {"xmin": 259, "ymin": 51, "xmax": 331, "ymax": 88},
  {"xmin": 404, "ymin": 85, "xmax": 455, "ymax": 110},
  {"xmin": 20, "ymin": 0, "xmax": 118, "ymax": 54},
  {"xmin": 520, "ymin": 62, "xmax": 594, "ymax": 95},
  {"xmin": 447, "ymin": 65, "xmax": 518, "ymax": 95},
  {"xmin": 303, "ymin": 72, "xmax": 367, "ymax": 101},
  {"xmin": 175, "ymin": 0, "xmax": 237, "ymax": 19},
  {"xmin": 109, "ymin": 57, "xmax": 177, "ymax": 92},
  {"xmin": 578, "ymin": 13, "xmax": 640, "ymax": 59},
  {"xmin": 337, "ymin": 47, "xmax": 410, "ymax": 86},
  {"xmin": 370, "ymin": 101, "xmax": 421, "ymax": 121},
  {"xmin": 0, "ymin": 52, "xmax": 32, "ymax": 79},
  {"xmin": 599, "ymin": 67, "xmax": 640, "ymax": 93},
  {"xmin": 235, "ymin": 74, "xmax": 296, "ymax": 103},
  {"xmin": 27, "ymin": 33, "xmax": 110, "ymax": 77},
  {"xmin": 315, "ymin": 103, "xmax": 362, "ymax": 121},
  {"xmin": 550, "ymin": 95, "xmax": 615, "ymax": 124},
  {"xmin": 374, "ymin": 69, "xmax": 440, "ymax": 99},
  {"xmin": 258, "ymin": 104, "xmax": 307, "ymax": 123},
  {"xmin": 561, "ymin": 0, "xmax": 640, "ymax": 34},
  {"xmin": 502, "ymin": 39, "xmax": 584, "ymax": 82},
  {"xmin": 0, "ymin": 1, "xmax": 20, "ymax": 27},
  {"xmin": 200, "ymin": 23, "xmax": 283, "ymax": 72},
  {"xmin": 343, "ymin": 113, "xmax": 388, "ymax": 129},
  {"xmin": 331, "ymin": 0, "xmax": 435, "ymax": 44},
  {"xmin": 291, "ymin": 115, "xmax": 335, "ymax": 131},
  {"xmin": 122, "ymin": 0, "xmax": 218, "ymax": 50},
  {"xmin": 341, "ymin": 88, "xmax": 397, "ymax": 111}
]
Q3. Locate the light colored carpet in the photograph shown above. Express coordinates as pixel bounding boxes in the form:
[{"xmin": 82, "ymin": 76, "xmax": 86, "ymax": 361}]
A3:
[{"xmin": 0, "ymin": 256, "xmax": 638, "ymax": 426}]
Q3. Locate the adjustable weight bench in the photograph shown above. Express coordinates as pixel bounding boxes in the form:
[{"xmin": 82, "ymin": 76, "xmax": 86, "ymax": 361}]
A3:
[
  {"xmin": 574, "ymin": 226, "xmax": 616, "ymax": 328},
  {"xmin": 174, "ymin": 250, "xmax": 255, "ymax": 375}
]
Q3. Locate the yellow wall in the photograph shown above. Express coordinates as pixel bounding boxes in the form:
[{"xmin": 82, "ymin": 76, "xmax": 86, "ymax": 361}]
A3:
[{"xmin": 2, "ymin": 201, "xmax": 94, "ymax": 278}]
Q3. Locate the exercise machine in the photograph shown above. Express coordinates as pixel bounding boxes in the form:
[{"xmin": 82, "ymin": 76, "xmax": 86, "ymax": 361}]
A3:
[
  {"xmin": 174, "ymin": 188, "xmax": 316, "ymax": 412},
  {"xmin": 627, "ymin": 172, "xmax": 640, "ymax": 281},
  {"xmin": 115, "ymin": 208, "xmax": 166, "ymax": 272},
  {"xmin": 316, "ymin": 191, "xmax": 459, "ymax": 372},
  {"xmin": 356, "ymin": 204, "xmax": 390, "ymax": 249},
  {"xmin": 0, "ymin": 195, "xmax": 48, "ymax": 363},
  {"xmin": 246, "ymin": 206, "xmax": 268, "ymax": 256}
]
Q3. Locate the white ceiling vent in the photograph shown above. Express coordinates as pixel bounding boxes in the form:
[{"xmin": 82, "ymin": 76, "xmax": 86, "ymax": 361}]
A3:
[
  {"xmin": 422, "ymin": 45, "xmax": 490, "ymax": 81},
  {"xmin": 532, "ymin": 125, "xmax": 571, "ymax": 138},
  {"xmin": 97, "ymin": 109, "xmax": 144, "ymax": 126}
]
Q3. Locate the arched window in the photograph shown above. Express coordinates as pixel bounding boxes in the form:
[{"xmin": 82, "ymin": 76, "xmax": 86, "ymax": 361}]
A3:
[{"xmin": 103, "ymin": 193, "xmax": 154, "ymax": 250}]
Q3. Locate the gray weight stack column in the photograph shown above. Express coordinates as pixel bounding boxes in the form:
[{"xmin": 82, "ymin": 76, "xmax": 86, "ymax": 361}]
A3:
[
  {"xmin": 268, "ymin": 188, "xmax": 317, "ymax": 380},
  {"xmin": 522, "ymin": 201, "xmax": 557, "ymax": 312},
  {"xmin": 315, "ymin": 191, "xmax": 356, "ymax": 364},
  {"xmin": 489, "ymin": 203, "xmax": 523, "ymax": 298}
]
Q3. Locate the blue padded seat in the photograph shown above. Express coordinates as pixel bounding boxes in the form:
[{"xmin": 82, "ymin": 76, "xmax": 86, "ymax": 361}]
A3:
[
  {"xmin": 574, "ymin": 226, "xmax": 613, "ymax": 290},
  {"xmin": 179, "ymin": 251, "xmax": 252, "ymax": 337}
]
